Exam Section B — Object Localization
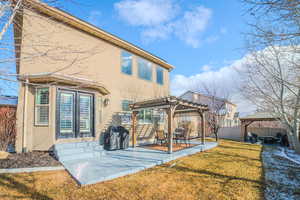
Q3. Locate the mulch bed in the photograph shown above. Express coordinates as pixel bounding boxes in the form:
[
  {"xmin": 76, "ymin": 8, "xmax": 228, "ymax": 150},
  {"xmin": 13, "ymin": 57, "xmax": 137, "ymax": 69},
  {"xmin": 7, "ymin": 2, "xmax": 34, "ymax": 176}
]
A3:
[
  {"xmin": 142, "ymin": 143, "xmax": 197, "ymax": 152},
  {"xmin": 0, "ymin": 151, "xmax": 61, "ymax": 169}
]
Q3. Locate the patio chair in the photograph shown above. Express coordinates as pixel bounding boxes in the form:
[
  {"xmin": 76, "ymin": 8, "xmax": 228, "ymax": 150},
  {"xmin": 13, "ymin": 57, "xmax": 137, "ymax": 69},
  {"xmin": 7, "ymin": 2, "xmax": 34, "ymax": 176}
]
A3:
[
  {"xmin": 175, "ymin": 128, "xmax": 191, "ymax": 147},
  {"xmin": 155, "ymin": 130, "xmax": 167, "ymax": 145},
  {"xmin": 174, "ymin": 128, "xmax": 184, "ymax": 144}
]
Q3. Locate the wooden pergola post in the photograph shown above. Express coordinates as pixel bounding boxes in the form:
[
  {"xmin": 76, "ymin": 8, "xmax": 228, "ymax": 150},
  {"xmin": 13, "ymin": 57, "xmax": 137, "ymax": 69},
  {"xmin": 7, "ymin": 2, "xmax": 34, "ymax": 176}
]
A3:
[
  {"xmin": 167, "ymin": 107, "xmax": 174, "ymax": 154},
  {"xmin": 201, "ymin": 112, "xmax": 206, "ymax": 144},
  {"xmin": 131, "ymin": 111, "xmax": 138, "ymax": 148}
]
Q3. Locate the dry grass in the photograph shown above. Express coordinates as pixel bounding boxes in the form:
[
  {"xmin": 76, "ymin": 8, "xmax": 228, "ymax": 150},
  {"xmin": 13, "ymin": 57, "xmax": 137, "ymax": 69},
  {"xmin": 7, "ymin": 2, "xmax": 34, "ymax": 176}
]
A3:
[{"xmin": 0, "ymin": 139, "xmax": 264, "ymax": 200}]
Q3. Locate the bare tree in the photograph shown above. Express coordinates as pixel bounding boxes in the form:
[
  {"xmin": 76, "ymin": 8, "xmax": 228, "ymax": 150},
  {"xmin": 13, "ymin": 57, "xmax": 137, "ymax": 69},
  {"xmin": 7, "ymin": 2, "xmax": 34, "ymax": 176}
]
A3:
[
  {"xmin": 240, "ymin": 46, "xmax": 300, "ymax": 153},
  {"xmin": 0, "ymin": 106, "xmax": 16, "ymax": 151},
  {"xmin": 241, "ymin": 0, "xmax": 300, "ymax": 153},
  {"xmin": 192, "ymin": 82, "xmax": 230, "ymax": 142}
]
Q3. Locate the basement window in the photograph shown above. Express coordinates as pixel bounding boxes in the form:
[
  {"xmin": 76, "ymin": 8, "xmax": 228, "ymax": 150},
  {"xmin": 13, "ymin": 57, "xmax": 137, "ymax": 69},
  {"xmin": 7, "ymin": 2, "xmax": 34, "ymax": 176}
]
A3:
[{"xmin": 35, "ymin": 88, "xmax": 49, "ymax": 126}]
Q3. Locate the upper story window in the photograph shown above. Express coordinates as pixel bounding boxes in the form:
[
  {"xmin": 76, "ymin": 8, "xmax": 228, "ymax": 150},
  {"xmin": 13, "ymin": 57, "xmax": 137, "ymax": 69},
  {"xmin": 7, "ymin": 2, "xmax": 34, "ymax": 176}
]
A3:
[
  {"xmin": 35, "ymin": 88, "xmax": 49, "ymax": 126},
  {"xmin": 121, "ymin": 50, "xmax": 133, "ymax": 75},
  {"xmin": 156, "ymin": 66, "xmax": 164, "ymax": 85},
  {"xmin": 138, "ymin": 58, "xmax": 152, "ymax": 81}
]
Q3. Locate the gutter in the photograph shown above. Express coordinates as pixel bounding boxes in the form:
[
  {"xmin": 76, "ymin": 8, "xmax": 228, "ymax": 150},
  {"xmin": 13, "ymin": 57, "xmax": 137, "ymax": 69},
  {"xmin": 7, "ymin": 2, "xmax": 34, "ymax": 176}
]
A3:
[{"xmin": 22, "ymin": 78, "xmax": 29, "ymax": 152}]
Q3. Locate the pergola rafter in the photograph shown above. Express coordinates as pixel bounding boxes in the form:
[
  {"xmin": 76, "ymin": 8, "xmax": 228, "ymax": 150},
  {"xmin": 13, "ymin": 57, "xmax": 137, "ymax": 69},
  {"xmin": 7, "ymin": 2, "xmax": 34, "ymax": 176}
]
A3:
[{"xmin": 130, "ymin": 96, "xmax": 209, "ymax": 154}]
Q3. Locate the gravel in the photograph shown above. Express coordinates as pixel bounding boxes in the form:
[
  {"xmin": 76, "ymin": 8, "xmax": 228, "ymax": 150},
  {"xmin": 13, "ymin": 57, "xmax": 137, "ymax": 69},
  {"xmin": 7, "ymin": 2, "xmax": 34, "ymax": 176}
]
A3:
[{"xmin": 0, "ymin": 151, "xmax": 61, "ymax": 169}]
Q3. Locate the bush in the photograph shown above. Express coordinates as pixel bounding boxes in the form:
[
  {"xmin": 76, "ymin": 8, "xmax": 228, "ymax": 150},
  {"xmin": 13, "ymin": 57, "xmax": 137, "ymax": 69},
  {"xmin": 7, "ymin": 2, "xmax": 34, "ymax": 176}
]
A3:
[{"xmin": 0, "ymin": 107, "xmax": 16, "ymax": 151}]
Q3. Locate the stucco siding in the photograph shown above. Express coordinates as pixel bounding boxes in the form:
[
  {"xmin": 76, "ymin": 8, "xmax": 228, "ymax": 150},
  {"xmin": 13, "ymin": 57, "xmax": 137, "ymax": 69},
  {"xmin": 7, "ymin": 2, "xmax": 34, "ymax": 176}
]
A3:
[{"xmin": 15, "ymin": 8, "xmax": 170, "ymax": 152}]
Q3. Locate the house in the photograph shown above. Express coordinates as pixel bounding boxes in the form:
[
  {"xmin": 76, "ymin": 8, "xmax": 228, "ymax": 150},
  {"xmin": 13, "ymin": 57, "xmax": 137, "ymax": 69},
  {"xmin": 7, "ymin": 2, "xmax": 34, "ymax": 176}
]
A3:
[
  {"xmin": 179, "ymin": 91, "xmax": 239, "ymax": 135},
  {"xmin": 13, "ymin": 0, "xmax": 174, "ymax": 152}
]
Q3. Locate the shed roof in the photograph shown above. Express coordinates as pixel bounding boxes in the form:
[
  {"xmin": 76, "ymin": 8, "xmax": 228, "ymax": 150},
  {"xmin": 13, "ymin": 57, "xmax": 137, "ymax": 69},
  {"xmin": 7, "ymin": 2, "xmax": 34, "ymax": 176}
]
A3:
[{"xmin": 239, "ymin": 112, "xmax": 280, "ymax": 121}]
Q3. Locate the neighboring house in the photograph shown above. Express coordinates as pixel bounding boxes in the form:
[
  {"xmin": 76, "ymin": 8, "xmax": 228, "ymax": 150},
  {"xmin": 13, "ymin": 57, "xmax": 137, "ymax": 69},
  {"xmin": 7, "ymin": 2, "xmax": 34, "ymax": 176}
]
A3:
[
  {"xmin": 13, "ymin": 0, "xmax": 173, "ymax": 152},
  {"xmin": 180, "ymin": 91, "xmax": 239, "ymax": 134}
]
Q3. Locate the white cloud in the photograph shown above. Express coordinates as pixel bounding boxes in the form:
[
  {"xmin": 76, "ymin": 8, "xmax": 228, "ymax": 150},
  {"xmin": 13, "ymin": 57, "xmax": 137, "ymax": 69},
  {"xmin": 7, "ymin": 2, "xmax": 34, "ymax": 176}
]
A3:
[
  {"xmin": 87, "ymin": 11, "xmax": 102, "ymax": 27},
  {"xmin": 114, "ymin": 0, "xmax": 178, "ymax": 26},
  {"xmin": 114, "ymin": 0, "xmax": 212, "ymax": 48},
  {"xmin": 172, "ymin": 6, "xmax": 212, "ymax": 48},
  {"xmin": 171, "ymin": 56, "xmax": 257, "ymax": 116},
  {"xmin": 201, "ymin": 64, "xmax": 212, "ymax": 72}
]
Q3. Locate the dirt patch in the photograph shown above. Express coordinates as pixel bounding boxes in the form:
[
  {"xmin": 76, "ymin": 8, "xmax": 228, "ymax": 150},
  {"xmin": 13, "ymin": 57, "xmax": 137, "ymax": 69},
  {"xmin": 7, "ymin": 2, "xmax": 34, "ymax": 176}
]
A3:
[
  {"xmin": 0, "ymin": 151, "xmax": 61, "ymax": 169},
  {"xmin": 142, "ymin": 143, "xmax": 199, "ymax": 152}
]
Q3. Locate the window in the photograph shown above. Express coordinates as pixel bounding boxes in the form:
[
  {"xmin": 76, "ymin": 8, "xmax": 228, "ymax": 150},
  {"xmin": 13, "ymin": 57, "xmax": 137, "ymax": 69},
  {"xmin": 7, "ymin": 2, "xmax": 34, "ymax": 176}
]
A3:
[
  {"xmin": 122, "ymin": 100, "xmax": 133, "ymax": 111},
  {"xmin": 138, "ymin": 109, "xmax": 153, "ymax": 124},
  {"xmin": 121, "ymin": 51, "xmax": 133, "ymax": 75},
  {"xmin": 35, "ymin": 88, "xmax": 49, "ymax": 126},
  {"xmin": 121, "ymin": 100, "xmax": 133, "ymax": 124},
  {"xmin": 156, "ymin": 66, "xmax": 164, "ymax": 85},
  {"xmin": 138, "ymin": 58, "xmax": 152, "ymax": 81}
]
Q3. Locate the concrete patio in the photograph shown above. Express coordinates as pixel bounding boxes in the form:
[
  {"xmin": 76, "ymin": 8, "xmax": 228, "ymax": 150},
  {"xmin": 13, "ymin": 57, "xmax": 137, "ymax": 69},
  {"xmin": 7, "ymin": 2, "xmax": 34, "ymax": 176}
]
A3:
[{"xmin": 55, "ymin": 141, "xmax": 218, "ymax": 186}]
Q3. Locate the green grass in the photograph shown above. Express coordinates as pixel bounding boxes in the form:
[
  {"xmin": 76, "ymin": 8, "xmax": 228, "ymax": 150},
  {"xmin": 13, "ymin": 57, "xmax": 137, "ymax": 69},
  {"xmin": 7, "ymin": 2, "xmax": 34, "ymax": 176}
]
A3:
[{"xmin": 0, "ymin": 139, "xmax": 264, "ymax": 200}]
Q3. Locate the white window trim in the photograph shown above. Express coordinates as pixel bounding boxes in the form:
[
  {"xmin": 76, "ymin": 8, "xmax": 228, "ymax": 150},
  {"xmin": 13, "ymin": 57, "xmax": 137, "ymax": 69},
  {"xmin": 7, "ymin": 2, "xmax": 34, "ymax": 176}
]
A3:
[{"xmin": 35, "ymin": 87, "xmax": 49, "ymax": 126}]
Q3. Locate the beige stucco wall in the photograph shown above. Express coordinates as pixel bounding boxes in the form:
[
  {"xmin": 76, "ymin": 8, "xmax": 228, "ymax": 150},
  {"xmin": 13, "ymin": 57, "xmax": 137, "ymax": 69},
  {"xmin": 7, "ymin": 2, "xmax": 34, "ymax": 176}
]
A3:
[{"xmin": 15, "ymin": 9, "xmax": 170, "ymax": 152}]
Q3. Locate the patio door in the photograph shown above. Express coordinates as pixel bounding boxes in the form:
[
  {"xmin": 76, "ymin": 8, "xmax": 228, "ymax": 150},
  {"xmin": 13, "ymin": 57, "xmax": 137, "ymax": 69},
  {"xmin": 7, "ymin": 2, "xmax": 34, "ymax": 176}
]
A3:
[{"xmin": 56, "ymin": 89, "xmax": 94, "ymax": 139}]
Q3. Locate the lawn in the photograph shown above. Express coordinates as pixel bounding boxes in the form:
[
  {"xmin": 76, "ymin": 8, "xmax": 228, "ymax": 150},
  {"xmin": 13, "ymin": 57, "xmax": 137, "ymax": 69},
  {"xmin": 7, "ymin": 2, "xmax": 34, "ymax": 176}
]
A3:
[{"xmin": 0, "ymin": 139, "xmax": 264, "ymax": 200}]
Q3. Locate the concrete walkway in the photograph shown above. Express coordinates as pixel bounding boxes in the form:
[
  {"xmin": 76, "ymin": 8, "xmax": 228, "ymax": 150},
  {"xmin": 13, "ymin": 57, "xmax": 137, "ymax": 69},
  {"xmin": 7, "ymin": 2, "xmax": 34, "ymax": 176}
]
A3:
[{"xmin": 62, "ymin": 141, "xmax": 218, "ymax": 186}]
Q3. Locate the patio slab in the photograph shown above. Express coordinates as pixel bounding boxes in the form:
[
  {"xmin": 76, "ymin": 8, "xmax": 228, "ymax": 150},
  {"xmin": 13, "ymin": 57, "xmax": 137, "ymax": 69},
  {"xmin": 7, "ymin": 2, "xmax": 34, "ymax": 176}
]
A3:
[{"xmin": 61, "ymin": 141, "xmax": 218, "ymax": 186}]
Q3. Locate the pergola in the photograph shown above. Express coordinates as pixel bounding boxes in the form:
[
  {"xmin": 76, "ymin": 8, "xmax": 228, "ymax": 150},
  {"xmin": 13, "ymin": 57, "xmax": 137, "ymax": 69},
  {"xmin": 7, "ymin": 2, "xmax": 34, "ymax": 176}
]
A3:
[
  {"xmin": 240, "ymin": 112, "xmax": 280, "ymax": 141},
  {"xmin": 130, "ymin": 96, "xmax": 209, "ymax": 154}
]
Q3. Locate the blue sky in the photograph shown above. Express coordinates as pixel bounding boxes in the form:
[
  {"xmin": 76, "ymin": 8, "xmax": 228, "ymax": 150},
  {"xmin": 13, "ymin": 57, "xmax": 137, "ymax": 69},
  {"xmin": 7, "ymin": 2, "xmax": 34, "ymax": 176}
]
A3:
[
  {"xmin": 57, "ymin": 0, "xmax": 250, "ymax": 95},
  {"xmin": 59, "ymin": 0, "xmax": 247, "ymax": 77},
  {"xmin": 58, "ymin": 0, "xmax": 254, "ymax": 113},
  {"xmin": 1, "ymin": 0, "xmax": 255, "ymax": 114}
]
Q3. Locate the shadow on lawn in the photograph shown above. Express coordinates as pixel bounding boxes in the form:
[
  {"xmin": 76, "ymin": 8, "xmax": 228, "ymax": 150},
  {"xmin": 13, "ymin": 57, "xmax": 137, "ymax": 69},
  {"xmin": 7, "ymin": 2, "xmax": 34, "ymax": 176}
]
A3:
[
  {"xmin": 172, "ymin": 165, "xmax": 263, "ymax": 185},
  {"xmin": 218, "ymin": 144, "xmax": 261, "ymax": 152},
  {"xmin": 0, "ymin": 174, "xmax": 52, "ymax": 200}
]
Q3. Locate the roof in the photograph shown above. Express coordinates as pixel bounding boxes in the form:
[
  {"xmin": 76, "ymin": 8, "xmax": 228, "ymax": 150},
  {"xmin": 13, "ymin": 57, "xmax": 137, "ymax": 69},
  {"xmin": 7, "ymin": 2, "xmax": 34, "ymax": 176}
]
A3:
[
  {"xmin": 19, "ymin": 73, "xmax": 110, "ymax": 95},
  {"xmin": 180, "ymin": 90, "xmax": 237, "ymax": 107},
  {"xmin": 130, "ymin": 96, "xmax": 209, "ymax": 112},
  {"xmin": 0, "ymin": 95, "xmax": 18, "ymax": 106},
  {"xmin": 18, "ymin": 0, "xmax": 174, "ymax": 71},
  {"xmin": 239, "ymin": 112, "xmax": 280, "ymax": 121}
]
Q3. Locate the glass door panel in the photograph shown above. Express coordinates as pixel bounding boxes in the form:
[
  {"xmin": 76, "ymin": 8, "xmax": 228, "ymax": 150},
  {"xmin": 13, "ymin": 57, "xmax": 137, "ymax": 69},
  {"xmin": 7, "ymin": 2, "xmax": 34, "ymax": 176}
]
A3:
[
  {"xmin": 58, "ymin": 91, "xmax": 75, "ymax": 138},
  {"xmin": 79, "ymin": 94, "xmax": 93, "ymax": 137}
]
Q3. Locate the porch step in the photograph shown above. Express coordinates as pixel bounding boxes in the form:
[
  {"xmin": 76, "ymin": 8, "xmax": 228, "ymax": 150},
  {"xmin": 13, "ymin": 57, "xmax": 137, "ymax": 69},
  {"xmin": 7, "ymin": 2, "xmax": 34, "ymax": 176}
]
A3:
[{"xmin": 54, "ymin": 141, "xmax": 105, "ymax": 162}]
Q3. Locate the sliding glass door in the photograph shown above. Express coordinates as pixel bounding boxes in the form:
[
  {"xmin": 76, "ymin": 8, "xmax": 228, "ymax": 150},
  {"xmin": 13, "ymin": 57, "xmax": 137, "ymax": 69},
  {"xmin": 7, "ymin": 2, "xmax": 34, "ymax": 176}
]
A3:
[{"xmin": 57, "ymin": 89, "xmax": 94, "ymax": 139}]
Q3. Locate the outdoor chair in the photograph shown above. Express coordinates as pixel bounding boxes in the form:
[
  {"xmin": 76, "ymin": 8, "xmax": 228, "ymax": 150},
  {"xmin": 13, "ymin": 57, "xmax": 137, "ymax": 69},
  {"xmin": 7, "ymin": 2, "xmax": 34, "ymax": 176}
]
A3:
[
  {"xmin": 174, "ymin": 128, "xmax": 184, "ymax": 144},
  {"xmin": 155, "ymin": 130, "xmax": 167, "ymax": 145},
  {"xmin": 175, "ymin": 128, "xmax": 191, "ymax": 147},
  {"xmin": 275, "ymin": 132, "xmax": 283, "ymax": 144}
]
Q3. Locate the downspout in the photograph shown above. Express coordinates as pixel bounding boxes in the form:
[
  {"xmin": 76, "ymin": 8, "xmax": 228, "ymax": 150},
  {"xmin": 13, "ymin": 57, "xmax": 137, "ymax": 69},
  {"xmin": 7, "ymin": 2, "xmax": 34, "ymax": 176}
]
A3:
[{"xmin": 22, "ymin": 78, "xmax": 29, "ymax": 152}]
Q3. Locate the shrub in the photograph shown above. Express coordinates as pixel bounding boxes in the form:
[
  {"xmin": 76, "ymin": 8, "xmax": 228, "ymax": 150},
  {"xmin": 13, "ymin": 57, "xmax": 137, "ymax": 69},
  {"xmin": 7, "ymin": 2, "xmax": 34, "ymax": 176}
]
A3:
[{"xmin": 0, "ymin": 107, "xmax": 16, "ymax": 151}]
